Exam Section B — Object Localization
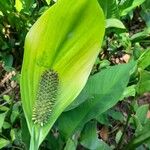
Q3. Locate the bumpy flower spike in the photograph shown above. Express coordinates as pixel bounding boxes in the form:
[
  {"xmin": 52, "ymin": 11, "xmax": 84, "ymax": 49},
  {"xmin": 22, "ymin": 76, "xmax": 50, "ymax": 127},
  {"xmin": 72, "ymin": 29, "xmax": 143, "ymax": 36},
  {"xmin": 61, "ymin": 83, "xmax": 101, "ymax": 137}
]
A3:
[{"xmin": 32, "ymin": 70, "xmax": 59, "ymax": 126}]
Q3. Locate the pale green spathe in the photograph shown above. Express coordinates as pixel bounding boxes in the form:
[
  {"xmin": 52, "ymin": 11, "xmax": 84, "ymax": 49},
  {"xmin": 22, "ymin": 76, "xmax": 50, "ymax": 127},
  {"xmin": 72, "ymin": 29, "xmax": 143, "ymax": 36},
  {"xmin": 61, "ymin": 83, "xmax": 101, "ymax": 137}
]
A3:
[{"xmin": 20, "ymin": 0, "xmax": 105, "ymax": 148}]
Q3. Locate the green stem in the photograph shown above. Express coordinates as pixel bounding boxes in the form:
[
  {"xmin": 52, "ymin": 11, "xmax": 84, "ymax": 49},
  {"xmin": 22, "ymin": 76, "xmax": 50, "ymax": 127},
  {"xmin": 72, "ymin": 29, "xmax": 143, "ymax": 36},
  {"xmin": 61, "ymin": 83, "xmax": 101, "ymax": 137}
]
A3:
[
  {"xmin": 117, "ymin": 103, "xmax": 132, "ymax": 150},
  {"xmin": 29, "ymin": 126, "xmax": 41, "ymax": 150}
]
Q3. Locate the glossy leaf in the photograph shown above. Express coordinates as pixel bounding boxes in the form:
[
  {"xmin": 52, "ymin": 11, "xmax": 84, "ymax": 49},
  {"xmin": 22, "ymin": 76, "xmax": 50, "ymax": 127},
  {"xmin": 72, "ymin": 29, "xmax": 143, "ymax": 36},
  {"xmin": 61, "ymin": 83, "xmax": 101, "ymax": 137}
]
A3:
[{"xmin": 57, "ymin": 62, "xmax": 135, "ymax": 138}]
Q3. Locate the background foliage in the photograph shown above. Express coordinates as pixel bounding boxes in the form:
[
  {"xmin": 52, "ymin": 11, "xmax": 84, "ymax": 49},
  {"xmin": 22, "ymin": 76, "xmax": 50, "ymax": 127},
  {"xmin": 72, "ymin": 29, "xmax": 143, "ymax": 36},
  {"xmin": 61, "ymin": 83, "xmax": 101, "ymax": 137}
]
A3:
[{"xmin": 0, "ymin": 0, "xmax": 150, "ymax": 149}]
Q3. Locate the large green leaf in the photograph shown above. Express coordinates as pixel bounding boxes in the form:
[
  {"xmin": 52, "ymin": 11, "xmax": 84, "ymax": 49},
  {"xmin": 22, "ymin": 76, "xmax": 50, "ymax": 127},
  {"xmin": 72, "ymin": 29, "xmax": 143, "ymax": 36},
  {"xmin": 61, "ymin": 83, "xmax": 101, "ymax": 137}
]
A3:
[
  {"xmin": 20, "ymin": 0, "xmax": 105, "ymax": 149},
  {"xmin": 57, "ymin": 62, "xmax": 135, "ymax": 139}
]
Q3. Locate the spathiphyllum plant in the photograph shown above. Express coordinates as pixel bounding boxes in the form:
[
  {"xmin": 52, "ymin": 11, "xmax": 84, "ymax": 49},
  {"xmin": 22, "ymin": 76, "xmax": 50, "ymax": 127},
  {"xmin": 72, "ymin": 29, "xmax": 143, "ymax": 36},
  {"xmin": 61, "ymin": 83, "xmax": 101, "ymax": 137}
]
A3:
[{"xmin": 20, "ymin": 0, "xmax": 105, "ymax": 149}]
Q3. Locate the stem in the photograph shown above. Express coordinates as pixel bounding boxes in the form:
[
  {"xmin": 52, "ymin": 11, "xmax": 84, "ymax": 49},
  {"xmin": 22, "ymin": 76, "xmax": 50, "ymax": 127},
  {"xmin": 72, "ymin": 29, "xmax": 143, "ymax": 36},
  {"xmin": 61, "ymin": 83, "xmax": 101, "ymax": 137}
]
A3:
[
  {"xmin": 29, "ymin": 126, "xmax": 41, "ymax": 150},
  {"xmin": 117, "ymin": 103, "xmax": 132, "ymax": 150}
]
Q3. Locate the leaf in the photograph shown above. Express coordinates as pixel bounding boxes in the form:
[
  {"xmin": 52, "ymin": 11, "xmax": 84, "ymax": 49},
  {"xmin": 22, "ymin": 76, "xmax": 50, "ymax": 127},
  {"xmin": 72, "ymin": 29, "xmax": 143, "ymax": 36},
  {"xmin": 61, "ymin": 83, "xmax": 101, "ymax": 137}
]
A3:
[
  {"xmin": 130, "ymin": 28, "xmax": 150, "ymax": 43},
  {"xmin": 136, "ymin": 104, "xmax": 149, "ymax": 125},
  {"xmin": 136, "ymin": 70, "xmax": 150, "ymax": 94},
  {"xmin": 0, "ymin": 113, "xmax": 6, "ymax": 130},
  {"xmin": 15, "ymin": 0, "xmax": 23, "ymax": 12},
  {"xmin": 21, "ymin": 116, "xmax": 30, "ymax": 150},
  {"xmin": 45, "ymin": 133, "xmax": 64, "ymax": 150},
  {"xmin": 0, "ymin": 106, "xmax": 9, "ymax": 112},
  {"xmin": 106, "ymin": 18, "xmax": 126, "ymax": 29},
  {"xmin": 67, "ymin": 62, "xmax": 135, "ymax": 111},
  {"xmin": 10, "ymin": 102, "xmax": 20, "ymax": 124},
  {"xmin": 23, "ymin": 0, "xmax": 35, "ymax": 12},
  {"xmin": 3, "ymin": 122, "xmax": 11, "ymax": 129},
  {"xmin": 98, "ymin": 0, "xmax": 119, "ymax": 18},
  {"xmin": 125, "ymin": 120, "xmax": 150, "ymax": 149},
  {"xmin": 138, "ymin": 49, "xmax": 150, "ymax": 69},
  {"xmin": 80, "ymin": 121, "xmax": 111, "ymax": 150},
  {"xmin": 64, "ymin": 138, "xmax": 77, "ymax": 150},
  {"xmin": 2, "ymin": 55, "xmax": 13, "ymax": 68},
  {"xmin": 130, "ymin": 105, "xmax": 149, "ymax": 135},
  {"xmin": 10, "ymin": 129, "xmax": 16, "ymax": 142},
  {"xmin": 96, "ymin": 113, "xmax": 111, "ymax": 126},
  {"xmin": 0, "ymin": 1, "xmax": 13, "ymax": 13},
  {"xmin": 115, "ymin": 130, "xmax": 123, "ymax": 144},
  {"xmin": 45, "ymin": 0, "xmax": 51, "ymax": 5},
  {"xmin": 119, "ymin": 0, "xmax": 134, "ymax": 15},
  {"xmin": 20, "ymin": 0, "xmax": 105, "ymax": 149},
  {"xmin": 120, "ymin": 85, "xmax": 136, "ymax": 100},
  {"xmin": 120, "ymin": 0, "xmax": 146, "ymax": 16},
  {"xmin": 0, "ymin": 138, "xmax": 10, "ymax": 149},
  {"xmin": 140, "ymin": 0, "xmax": 150, "ymax": 27},
  {"xmin": 3, "ymin": 95, "xmax": 11, "ymax": 103},
  {"xmin": 57, "ymin": 62, "xmax": 135, "ymax": 139},
  {"xmin": 108, "ymin": 110, "xmax": 124, "ymax": 122}
]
